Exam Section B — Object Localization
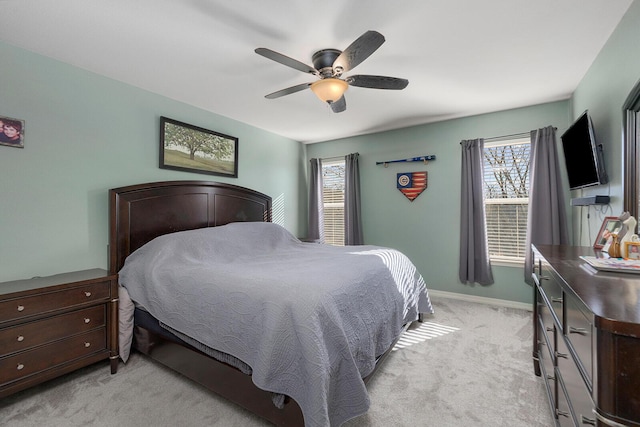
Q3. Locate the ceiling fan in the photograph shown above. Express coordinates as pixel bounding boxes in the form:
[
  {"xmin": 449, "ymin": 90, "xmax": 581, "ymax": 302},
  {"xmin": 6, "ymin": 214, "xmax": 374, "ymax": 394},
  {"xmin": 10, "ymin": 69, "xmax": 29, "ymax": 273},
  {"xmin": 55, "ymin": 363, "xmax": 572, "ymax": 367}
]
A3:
[{"xmin": 255, "ymin": 30, "xmax": 408, "ymax": 113}]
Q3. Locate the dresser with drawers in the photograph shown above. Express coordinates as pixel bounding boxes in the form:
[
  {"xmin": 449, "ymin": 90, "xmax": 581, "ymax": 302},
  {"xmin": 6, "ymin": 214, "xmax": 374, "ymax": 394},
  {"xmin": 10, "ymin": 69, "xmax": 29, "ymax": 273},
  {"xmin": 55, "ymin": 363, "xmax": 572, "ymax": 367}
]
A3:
[
  {"xmin": 532, "ymin": 245, "xmax": 640, "ymax": 427},
  {"xmin": 0, "ymin": 269, "xmax": 118, "ymax": 398}
]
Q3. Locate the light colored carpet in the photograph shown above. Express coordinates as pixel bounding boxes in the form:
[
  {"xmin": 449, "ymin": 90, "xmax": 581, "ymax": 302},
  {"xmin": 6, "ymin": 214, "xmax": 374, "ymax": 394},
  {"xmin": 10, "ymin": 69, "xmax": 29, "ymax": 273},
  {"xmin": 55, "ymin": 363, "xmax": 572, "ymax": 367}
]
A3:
[{"xmin": 0, "ymin": 297, "xmax": 552, "ymax": 426}]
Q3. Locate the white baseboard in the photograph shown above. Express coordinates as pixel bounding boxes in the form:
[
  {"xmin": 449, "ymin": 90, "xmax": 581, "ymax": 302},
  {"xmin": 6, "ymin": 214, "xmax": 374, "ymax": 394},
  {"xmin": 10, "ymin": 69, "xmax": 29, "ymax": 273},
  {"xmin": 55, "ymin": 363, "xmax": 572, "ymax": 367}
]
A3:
[{"xmin": 427, "ymin": 289, "xmax": 533, "ymax": 312}]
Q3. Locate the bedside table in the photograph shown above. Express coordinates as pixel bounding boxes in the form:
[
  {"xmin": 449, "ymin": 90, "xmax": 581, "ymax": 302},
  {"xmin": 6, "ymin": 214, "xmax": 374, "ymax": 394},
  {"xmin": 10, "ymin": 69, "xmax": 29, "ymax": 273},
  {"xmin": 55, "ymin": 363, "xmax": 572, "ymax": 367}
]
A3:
[{"xmin": 0, "ymin": 269, "xmax": 118, "ymax": 398}]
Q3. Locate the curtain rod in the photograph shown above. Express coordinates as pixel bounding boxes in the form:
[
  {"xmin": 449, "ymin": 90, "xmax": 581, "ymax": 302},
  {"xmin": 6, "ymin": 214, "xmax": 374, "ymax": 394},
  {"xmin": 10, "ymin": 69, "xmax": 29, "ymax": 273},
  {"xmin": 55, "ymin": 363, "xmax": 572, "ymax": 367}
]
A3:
[
  {"xmin": 321, "ymin": 152, "xmax": 359, "ymax": 161},
  {"xmin": 484, "ymin": 131, "xmax": 530, "ymax": 142},
  {"xmin": 459, "ymin": 128, "xmax": 557, "ymax": 144},
  {"xmin": 322, "ymin": 155, "xmax": 345, "ymax": 161},
  {"xmin": 459, "ymin": 132, "xmax": 528, "ymax": 144}
]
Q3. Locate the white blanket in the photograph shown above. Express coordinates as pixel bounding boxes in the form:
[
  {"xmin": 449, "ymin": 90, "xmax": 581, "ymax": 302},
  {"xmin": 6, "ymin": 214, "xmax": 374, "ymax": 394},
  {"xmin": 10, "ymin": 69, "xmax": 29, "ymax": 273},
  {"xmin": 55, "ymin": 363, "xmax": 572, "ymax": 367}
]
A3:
[{"xmin": 119, "ymin": 222, "xmax": 433, "ymax": 427}]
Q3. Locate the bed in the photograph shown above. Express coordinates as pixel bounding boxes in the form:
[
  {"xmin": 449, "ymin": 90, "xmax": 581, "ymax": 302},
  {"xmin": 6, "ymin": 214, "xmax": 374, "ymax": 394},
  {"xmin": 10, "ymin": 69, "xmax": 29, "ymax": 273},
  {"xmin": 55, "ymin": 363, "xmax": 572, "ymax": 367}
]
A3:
[{"xmin": 108, "ymin": 180, "xmax": 432, "ymax": 427}]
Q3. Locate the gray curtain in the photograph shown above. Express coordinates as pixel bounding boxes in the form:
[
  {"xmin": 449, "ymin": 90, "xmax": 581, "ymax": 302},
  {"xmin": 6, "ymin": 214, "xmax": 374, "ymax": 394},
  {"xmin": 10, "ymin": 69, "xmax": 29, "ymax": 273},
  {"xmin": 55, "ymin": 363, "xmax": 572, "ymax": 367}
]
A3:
[
  {"xmin": 459, "ymin": 139, "xmax": 494, "ymax": 285},
  {"xmin": 307, "ymin": 158, "xmax": 324, "ymax": 242},
  {"xmin": 345, "ymin": 153, "xmax": 363, "ymax": 245},
  {"xmin": 524, "ymin": 126, "xmax": 569, "ymax": 284}
]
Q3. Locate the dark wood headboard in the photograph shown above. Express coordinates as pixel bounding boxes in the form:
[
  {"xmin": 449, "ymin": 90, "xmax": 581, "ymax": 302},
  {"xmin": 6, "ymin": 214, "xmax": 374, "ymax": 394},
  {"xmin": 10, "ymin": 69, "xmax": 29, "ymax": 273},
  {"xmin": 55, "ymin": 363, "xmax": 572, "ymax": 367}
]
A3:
[{"xmin": 109, "ymin": 180, "xmax": 272, "ymax": 274}]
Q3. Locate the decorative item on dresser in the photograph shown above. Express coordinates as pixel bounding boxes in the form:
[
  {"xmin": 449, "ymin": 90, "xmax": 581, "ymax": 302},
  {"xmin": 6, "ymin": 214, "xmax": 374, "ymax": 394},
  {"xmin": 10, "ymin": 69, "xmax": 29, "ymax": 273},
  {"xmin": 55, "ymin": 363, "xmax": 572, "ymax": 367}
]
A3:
[
  {"xmin": 0, "ymin": 269, "xmax": 118, "ymax": 398},
  {"xmin": 531, "ymin": 245, "xmax": 640, "ymax": 427}
]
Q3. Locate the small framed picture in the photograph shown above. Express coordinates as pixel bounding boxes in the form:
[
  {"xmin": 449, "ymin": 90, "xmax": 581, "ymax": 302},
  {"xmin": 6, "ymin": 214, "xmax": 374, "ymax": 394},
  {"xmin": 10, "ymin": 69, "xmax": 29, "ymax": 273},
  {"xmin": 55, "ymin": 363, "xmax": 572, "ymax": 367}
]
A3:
[
  {"xmin": 594, "ymin": 217, "xmax": 622, "ymax": 249},
  {"xmin": 0, "ymin": 115, "xmax": 25, "ymax": 148},
  {"xmin": 160, "ymin": 116, "xmax": 238, "ymax": 178},
  {"xmin": 624, "ymin": 241, "xmax": 640, "ymax": 260}
]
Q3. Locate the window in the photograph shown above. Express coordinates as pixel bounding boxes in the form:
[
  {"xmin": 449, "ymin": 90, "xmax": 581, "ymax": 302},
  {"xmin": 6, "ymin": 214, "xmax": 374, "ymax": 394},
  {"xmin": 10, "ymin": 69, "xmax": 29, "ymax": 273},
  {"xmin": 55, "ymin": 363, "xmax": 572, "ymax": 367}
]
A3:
[
  {"xmin": 322, "ymin": 159, "xmax": 345, "ymax": 246},
  {"xmin": 483, "ymin": 138, "xmax": 531, "ymax": 262}
]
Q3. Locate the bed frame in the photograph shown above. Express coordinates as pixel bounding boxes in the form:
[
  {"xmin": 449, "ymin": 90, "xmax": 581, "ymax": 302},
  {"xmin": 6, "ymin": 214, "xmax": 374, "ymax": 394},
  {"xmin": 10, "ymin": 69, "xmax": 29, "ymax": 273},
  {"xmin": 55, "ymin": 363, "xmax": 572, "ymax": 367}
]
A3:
[{"xmin": 109, "ymin": 180, "xmax": 411, "ymax": 426}]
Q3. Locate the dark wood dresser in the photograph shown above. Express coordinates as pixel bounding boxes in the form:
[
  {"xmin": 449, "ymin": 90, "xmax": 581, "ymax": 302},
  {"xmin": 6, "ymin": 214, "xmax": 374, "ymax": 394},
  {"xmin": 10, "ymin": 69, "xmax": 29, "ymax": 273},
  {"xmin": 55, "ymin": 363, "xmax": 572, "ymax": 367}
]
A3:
[
  {"xmin": 532, "ymin": 244, "xmax": 640, "ymax": 427},
  {"xmin": 0, "ymin": 269, "xmax": 118, "ymax": 398}
]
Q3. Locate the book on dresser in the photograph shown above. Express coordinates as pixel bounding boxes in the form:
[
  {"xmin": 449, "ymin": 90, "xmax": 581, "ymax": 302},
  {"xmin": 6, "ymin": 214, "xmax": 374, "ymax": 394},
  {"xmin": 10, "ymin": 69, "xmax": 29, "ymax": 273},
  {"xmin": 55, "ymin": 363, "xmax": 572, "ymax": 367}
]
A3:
[
  {"xmin": 579, "ymin": 256, "xmax": 640, "ymax": 274},
  {"xmin": 0, "ymin": 269, "xmax": 119, "ymax": 398},
  {"xmin": 532, "ymin": 244, "xmax": 640, "ymax": 427}
]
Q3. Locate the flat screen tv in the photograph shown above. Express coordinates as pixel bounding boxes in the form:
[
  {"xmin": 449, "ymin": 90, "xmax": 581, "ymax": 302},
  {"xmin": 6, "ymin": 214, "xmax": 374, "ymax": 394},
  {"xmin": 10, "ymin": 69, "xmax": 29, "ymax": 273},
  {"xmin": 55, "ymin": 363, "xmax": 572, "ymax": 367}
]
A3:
[{"xmin": 560, "ymin": 110, "xmax": 608, "ymax": 190}]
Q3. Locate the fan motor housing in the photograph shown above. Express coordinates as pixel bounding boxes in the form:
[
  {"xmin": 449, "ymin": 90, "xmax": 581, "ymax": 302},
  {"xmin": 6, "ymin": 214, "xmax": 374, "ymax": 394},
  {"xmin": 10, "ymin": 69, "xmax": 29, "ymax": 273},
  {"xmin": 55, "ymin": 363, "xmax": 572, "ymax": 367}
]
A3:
[{"xmin": 312, "ymin": 49, "xmax": 341, "ymax": 77}]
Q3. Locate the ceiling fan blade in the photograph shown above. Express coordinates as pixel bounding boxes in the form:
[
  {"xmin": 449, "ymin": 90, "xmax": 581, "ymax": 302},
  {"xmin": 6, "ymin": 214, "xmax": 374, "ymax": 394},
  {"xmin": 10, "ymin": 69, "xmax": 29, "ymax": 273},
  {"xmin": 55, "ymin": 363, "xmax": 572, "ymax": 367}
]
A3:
[
  {"xmin": 333, "ymin": 30, "xmax": 385, "ymax": 73},
  {"xmin": 346, "ymin": 75, "xmax": 409, "ymax": 90},
  {"xmin": 330, "ymin": 96, "xmax": 346, "ymax": 113},
  {"xmin": 255, "ymin": 48, "xmax": 317, "ymax": 75},
  {"xmin": 264, "ymin": 82, "xmax": 312, "ymax": 99}
]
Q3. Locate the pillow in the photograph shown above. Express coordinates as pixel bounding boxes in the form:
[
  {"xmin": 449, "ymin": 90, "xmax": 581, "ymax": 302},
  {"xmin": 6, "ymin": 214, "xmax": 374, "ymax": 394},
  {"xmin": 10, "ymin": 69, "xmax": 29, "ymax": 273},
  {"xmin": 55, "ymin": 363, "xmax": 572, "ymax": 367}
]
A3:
[{"xmin": 118, "ymin": 286, "xmax": 135, "ymax": 363}]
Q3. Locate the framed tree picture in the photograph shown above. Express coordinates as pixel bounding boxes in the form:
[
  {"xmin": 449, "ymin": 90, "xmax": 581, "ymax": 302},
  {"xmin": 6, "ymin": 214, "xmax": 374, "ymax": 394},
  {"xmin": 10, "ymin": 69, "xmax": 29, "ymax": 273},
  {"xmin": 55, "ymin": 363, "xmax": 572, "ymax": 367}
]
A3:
[{"xmin": 160, "ymin": 116, "xmax": 238, "ymax": 178}]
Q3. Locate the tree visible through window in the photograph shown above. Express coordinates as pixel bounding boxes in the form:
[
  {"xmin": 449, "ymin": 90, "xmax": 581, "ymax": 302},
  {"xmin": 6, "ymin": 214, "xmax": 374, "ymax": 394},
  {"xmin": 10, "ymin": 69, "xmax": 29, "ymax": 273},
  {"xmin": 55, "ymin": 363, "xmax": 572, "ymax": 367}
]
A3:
[
  {"xmin": 483, "ymin": 138, "xmax": 531, "ymax": 261},
  {"xmin": 322, "ymin": 159, "xmax": 345, "ymax": 246}
]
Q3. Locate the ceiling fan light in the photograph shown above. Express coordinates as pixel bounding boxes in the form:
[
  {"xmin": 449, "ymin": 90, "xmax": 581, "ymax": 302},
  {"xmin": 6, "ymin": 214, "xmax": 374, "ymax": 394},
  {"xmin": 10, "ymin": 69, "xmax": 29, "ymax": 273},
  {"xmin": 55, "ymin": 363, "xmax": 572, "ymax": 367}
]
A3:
[{"xmin": 310, "ymin": 78, "xmax": 348, "ymax": 103}]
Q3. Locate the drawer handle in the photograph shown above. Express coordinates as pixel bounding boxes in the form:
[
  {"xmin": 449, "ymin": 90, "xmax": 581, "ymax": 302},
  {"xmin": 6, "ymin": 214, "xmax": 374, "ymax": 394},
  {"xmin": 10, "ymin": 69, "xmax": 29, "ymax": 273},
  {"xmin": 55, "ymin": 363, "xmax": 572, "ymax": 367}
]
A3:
[
  {"xmin": 555, "ymin": 351, "xmax": 568, "ymax": 359},
  {"xmin": 17, "ymin": 363, "xmax": 24, "ymax": 371},
  {"xmin": 551, "ymin": 297, "xmax": 563, "ymax": 304},
  {"xmin": 569, "ymin": 326, "xmax": 589, "ymax": 336},
  {"xmin": 17, "ymin": 335, "xmax": 24, "ymax": 342},
  {"xmin": 84, "ymin": 291, "xmax": 92, "ymax": 297},
  {"xmin": 556, "ymin": 409, "xmax": 570, "ymax": 418},
  {"xmin": 539, "ymin": 275, "xmax": 550, "ymax": 281},
  {"xmin": 546, "ymin": 326, "xmax": 553, "ymax": 332},
  {"xmin": 17, "ymin": 305, "xmax": 25, "ymax": 312},
  {"xmin": 581, "ymin": 415, "xmax": 596, "ymax": 426},
  {"xmin": 84, "ymin": 342, "xmax": 91, "ymax": 348},
  {"xmin": 84, "ymin": 318, "xmax": 91, "ymax": 324},
  {"xmin": 546, "ymin": 374, "xmax": 555, "ymax": 381}
]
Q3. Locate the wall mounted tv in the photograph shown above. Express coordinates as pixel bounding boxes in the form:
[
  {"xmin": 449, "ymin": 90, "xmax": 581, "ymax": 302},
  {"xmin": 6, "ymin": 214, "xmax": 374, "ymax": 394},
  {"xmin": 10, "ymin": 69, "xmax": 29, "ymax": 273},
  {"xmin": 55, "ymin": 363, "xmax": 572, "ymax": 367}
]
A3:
[{"xmin": 560, "ymin": 110, "xmax": 608, "ymax": 190}]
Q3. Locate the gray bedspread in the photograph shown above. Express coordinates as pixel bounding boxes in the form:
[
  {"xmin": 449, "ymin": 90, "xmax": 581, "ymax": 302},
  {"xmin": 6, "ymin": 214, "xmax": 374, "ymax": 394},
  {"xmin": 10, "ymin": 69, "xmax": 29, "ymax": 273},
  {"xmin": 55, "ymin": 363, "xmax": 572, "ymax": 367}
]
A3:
[{"xmin": 118, "ymin": 222, "xmax": 433, "ymax": 427}]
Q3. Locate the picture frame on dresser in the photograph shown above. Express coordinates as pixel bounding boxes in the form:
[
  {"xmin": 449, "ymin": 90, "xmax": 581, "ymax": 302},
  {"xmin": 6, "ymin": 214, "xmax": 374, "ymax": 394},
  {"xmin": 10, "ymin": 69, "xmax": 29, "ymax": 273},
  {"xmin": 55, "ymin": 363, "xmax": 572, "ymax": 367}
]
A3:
[
  {"xmin": 624, "ymin": 241, "xmax": 640, "ymax": 260},
  {"xmin": 159, "ymin": 116, "xmax": 238, "ymax": 178},
  {"xmin": 594, "ymin": 216, "xmax": 621, "ymax": 249}
]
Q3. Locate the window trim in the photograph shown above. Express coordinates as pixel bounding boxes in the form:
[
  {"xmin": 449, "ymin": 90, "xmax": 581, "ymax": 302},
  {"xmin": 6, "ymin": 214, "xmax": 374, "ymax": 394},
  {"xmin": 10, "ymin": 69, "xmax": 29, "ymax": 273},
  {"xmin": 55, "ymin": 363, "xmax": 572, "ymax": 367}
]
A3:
[
  {"xmin": 321, "ymin": 158, "xmax": 346, "ymax": 246},
  {"xmin": 483, "ymin": 137, "xmax": 531, "ymax": 262}
]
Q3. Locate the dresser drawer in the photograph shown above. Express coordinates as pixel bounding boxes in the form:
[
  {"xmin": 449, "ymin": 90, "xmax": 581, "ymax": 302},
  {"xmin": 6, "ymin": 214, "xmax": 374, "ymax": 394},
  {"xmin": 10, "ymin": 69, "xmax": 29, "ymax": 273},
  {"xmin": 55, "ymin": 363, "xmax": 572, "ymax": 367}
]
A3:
[
  {"xmin": 0, "ymin": 328, "xmax": 106, "ymax": 385},
  {"xmin": 537, "ymin": 270, "xmax": 564, "ymax": 330},
  {"xmin": 537, "ymin": 288, "xmax": 555, "ymax": 352},
  {"xmin": 0, "ymin": 281, "xmax": 110, "ymax": 324},
  {"xmin": 537, "ymin": 317, "xmax": 556, "ymax": 407},
  {"xmin": 564, "ymin": 295, "xmax": 593, "ymax": 387},
  {"xmin": 556, "ymin": 335, "xmax": 596, "ymax": 426},
  {"xmin": 0, "ymin": 305, "xmax": 105, "ymax": 356},
  {"xmin": 556, "ymin": 372, "xmax": 574, "ymax": 426}
]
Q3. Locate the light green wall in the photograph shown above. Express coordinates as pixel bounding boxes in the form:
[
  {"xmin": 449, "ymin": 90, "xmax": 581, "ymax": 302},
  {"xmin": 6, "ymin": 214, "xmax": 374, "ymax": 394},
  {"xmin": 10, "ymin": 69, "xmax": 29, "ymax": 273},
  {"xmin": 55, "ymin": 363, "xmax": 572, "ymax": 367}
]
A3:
[
  {"xmin": 0, "ymin": 41, "xmax": 304, "ymax": 282},
  {"xmin": 2, "ymin": 1, "xmax": 637, "ymax": 302},
  {"xmin": 306, "ymin": 101, "xmax": 570, "ymax": 304},
  {"xmin": 306, "ymin": 1, "xmax": 640, "ymax": 305},
  {"xmin": 570, "ymin": 0, "xmax": 640, "ymax": 244}
]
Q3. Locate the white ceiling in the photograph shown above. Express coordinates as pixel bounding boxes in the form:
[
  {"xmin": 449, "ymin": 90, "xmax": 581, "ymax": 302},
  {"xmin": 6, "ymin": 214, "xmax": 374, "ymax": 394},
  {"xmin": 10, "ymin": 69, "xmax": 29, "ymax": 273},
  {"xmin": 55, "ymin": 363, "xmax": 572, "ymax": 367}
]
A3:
[{"xmin": 0, "ymin": 0, "xmax": 633, "ymax": 143}]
